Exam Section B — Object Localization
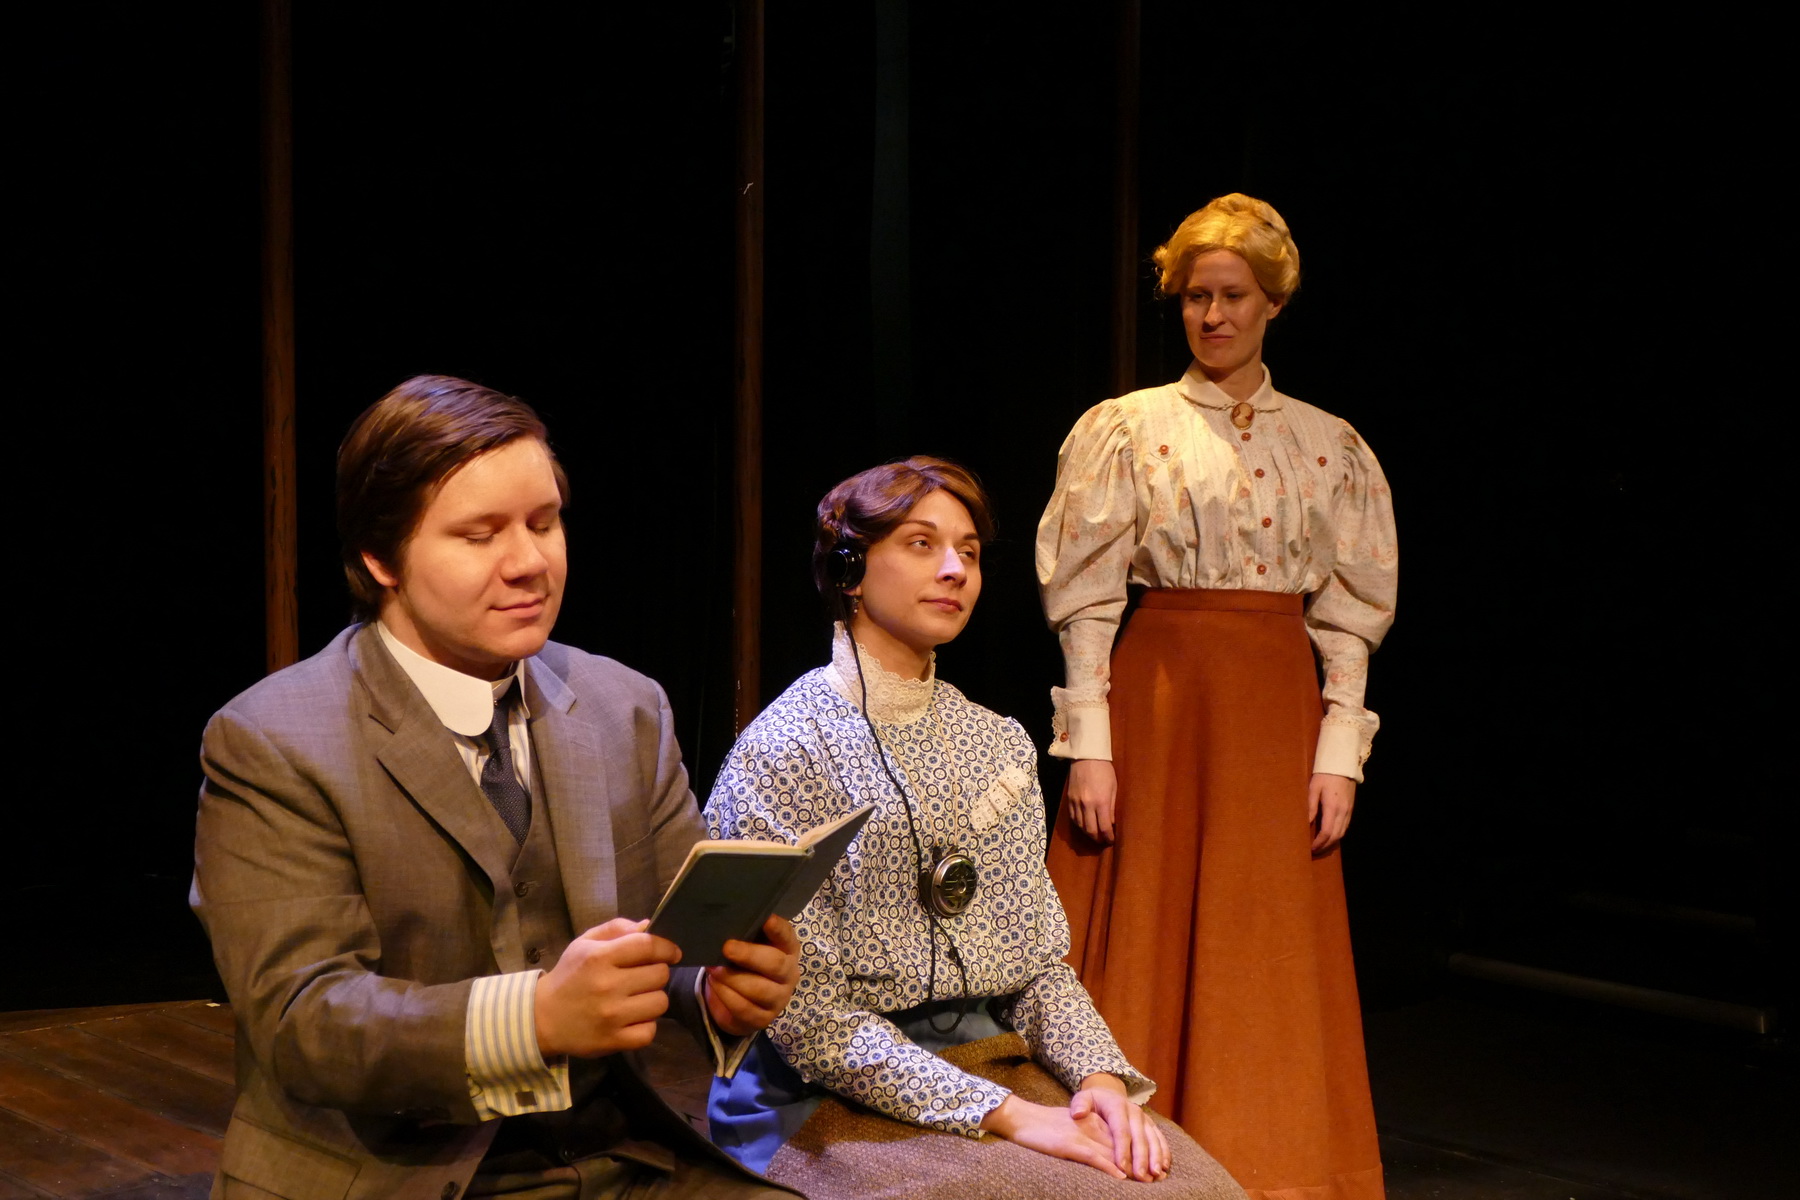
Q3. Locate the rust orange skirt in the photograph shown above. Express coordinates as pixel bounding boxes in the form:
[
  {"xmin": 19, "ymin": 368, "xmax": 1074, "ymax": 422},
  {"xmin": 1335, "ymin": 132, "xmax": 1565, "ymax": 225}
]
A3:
[{"xmin": 1048, "ymin": 589, "xmax": 1384, "ymax": 1200}]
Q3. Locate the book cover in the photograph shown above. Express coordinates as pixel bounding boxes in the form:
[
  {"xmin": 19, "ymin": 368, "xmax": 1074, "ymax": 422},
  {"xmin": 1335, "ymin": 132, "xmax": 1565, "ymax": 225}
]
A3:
[{"xmin": 648, "ymin": 804, "xmax": 875, "ymax": 966}]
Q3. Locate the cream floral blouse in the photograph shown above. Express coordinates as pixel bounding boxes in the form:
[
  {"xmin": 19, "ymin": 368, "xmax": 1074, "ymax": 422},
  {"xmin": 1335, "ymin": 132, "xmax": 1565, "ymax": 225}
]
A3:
[
  {"xmin": 1035, "ymin": 364, "xmax": 1399, "ymax": 781},
  {"xmin": 705, "ymin": 628, "xmax": 1151, "ymax": 1136}
]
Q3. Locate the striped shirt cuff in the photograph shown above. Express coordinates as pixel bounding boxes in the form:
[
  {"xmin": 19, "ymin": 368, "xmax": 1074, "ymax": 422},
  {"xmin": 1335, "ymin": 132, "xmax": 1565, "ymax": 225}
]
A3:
[{"xmin": 466, "ymin": 970, "xmax": 572, "ymax": 1120}]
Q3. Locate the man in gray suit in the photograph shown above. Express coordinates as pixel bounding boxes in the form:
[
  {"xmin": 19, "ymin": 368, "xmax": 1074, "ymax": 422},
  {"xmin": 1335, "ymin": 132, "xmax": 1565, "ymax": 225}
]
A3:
[{"xmin": 193, "ymin": 376, "xmax": 803, "ymax": 1198}]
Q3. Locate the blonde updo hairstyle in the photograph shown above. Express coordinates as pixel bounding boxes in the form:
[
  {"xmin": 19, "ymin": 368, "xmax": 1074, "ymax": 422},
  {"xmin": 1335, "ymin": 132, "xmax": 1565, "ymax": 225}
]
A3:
[{"xmin": 1152, "ymin": 193, "xmax": 1300, "ymax": 306}]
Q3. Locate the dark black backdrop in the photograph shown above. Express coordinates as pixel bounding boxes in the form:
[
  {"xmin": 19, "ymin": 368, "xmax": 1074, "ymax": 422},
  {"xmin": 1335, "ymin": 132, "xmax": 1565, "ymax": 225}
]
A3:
[{"xmin": 14, "ymin": 4, "xmax": 1786, "ymax": 1042}]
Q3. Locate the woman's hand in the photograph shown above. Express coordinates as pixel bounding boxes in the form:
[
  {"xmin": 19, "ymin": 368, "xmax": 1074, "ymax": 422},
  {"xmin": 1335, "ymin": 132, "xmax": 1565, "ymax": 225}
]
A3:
[
  {"xmin": 980, "ymin": 1094, "xmax": 1128, "ymax": 1180},
  {"xmin": 1071, "ymin": 1072, "xmax": 1170, "ymax": 1181},
  {"xmin": 1066, "ymin": 759, "xmax": 1119, "ymax": 844},
  {"xmin": 1308, "ymin": 773, "xmax": 1355, "ymax": 853}
]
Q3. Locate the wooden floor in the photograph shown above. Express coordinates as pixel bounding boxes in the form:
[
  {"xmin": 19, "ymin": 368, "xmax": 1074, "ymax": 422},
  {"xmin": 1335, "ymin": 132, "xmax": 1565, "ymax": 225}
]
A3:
[
  {"xmin": 0, "ymin": 1005, "xmax": 712, "ymax": 1200},
  {"xmin": 5, "ymin": 993, "xmax": 1779, "ymax": 1199},
  {"xmin": 0, "ymin": 1001, "xmax": 231, "ymax": 1199}
]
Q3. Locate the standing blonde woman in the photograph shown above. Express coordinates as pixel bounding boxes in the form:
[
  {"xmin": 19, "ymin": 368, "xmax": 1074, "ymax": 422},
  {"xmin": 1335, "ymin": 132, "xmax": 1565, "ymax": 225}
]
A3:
[{"xmin": 1037, "ymin": 194, "xmax": 1398, "ymax": 1200}]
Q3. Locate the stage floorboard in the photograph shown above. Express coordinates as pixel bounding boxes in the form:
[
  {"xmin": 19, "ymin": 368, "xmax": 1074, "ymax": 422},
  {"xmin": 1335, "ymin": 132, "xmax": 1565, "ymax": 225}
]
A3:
[
  {"xmin": 0, "ymin": 1001, "xmax": 228, "ymax": 1198},
  {"xmin": 0, "ymin": 1003, "xmax": 711, "ymax": 1200},
  {"xmin": 3, "ymin": 992, "xmax": 1784, "ymax": 1198}
]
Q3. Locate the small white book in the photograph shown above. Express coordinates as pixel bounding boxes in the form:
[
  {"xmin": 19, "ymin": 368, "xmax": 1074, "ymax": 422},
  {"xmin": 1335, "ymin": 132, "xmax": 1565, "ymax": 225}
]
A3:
[{"xmin": 648, "ymin": 803, "xmax": 876, "ymax": 966}]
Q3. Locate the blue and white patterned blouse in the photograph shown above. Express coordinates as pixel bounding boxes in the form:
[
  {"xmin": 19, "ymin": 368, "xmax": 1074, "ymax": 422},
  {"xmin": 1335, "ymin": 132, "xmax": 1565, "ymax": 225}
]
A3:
[{"xmin": 704, "ymin": 628, "xmax": 1152, "ymax": 1138}]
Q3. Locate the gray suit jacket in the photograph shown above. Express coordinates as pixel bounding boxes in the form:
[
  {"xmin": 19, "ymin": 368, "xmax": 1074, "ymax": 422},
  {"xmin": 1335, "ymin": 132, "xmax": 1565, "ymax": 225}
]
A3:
[{"xmin": 192, "ymin": 624, "xmax": 771, "ymax": 1199}]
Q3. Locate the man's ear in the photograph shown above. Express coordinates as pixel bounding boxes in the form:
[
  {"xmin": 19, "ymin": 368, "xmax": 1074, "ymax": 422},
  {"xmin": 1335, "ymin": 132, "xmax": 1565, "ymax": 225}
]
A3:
[{"xmin": 363, "ymin": 550, "xmax": 400, "ymax": 589}]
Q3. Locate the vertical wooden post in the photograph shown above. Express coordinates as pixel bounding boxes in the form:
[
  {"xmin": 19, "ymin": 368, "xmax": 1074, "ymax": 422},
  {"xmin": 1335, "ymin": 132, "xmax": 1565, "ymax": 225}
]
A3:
[
  {"xmin": 732, "ymin": 0, "xmax": 766, "ymax": 730},
  {"xmin": 1109, "ymin": 0, "xmax": 1142, "ymax": 398},
  {"xmin": 262, "ymin": 0, "xmax": 299, "ymax": 674}
]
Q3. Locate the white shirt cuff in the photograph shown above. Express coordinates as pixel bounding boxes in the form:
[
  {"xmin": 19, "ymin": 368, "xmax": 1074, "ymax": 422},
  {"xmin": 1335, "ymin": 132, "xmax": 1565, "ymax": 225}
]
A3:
[
  {"xmin": 1050, "ymin": 701, "xmax": 1113, "ymax": 761},
  {"xmin": 466, "ymin": 970, "xmax": 572, "ymax": 1120},
  {"xmin": 1312, "ymin": 721, "xmax": 1367, "ymax": 783}
]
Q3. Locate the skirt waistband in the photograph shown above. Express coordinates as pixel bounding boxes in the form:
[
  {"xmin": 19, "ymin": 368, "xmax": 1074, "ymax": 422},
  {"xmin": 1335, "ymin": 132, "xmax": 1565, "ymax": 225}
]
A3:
[{"xmin": 1137, "ymin": 588, "xmax": 1304, "ymax": 615}]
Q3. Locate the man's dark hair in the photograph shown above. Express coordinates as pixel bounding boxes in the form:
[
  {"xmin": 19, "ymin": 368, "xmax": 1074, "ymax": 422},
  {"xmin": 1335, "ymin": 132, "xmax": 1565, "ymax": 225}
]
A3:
[{"xmin": 336, "ymin": 375, "xmax": 569, "ymax": 621}]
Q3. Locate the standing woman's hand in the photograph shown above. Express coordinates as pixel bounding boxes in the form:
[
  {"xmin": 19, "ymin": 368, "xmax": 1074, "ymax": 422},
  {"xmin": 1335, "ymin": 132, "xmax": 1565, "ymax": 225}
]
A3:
[
  {"xmin": 1066, "ymin": 759, "xmax": 1119, "ymax": 844},
  {"xmin": 1308, "ymin": 773, "xmax": 1355, "ymax": 853}
]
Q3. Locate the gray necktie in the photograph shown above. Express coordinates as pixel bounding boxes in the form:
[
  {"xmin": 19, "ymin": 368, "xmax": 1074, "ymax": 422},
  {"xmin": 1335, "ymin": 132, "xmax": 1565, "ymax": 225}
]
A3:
[{"xmin": 480, "ymin": 681, "xmax": 530, "ymax": 843}]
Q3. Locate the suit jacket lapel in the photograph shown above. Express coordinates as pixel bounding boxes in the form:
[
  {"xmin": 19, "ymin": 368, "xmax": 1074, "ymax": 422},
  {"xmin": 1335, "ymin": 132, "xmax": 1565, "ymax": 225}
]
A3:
[
  {"xmin": 351, "ymin": 626, "xmax": 518, "ymax": 893},
  {"xmin": 525, "ymin": 655, "xmax": 619, "ymax": 934}
]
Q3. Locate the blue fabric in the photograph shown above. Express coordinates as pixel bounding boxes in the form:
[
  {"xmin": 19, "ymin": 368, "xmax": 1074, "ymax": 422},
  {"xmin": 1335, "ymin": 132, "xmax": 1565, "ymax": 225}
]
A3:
[{"xmin": 708, "ymin": 997, "xmax": 1009, "ymax": 1171}]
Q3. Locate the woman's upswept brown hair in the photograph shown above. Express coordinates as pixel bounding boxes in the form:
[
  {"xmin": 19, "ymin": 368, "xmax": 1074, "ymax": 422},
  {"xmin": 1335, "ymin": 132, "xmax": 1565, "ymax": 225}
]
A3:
[
  {"xmin": 813, "ymin": 456, "xmax": 997, "ymax": 625},
  {"xmin": 336, "ymin": 375, "xmax": 568, "ymax": 622},
  {"xmin": 1153, "ymin": 192, "xmax": 1301, "ymax": 305}
]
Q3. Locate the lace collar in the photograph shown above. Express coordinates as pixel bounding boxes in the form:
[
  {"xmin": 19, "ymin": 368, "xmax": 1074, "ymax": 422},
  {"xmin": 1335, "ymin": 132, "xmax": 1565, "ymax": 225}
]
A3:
[{"xmin": 821, "ymin": 622, "xmax": 936, "ymax": 725}]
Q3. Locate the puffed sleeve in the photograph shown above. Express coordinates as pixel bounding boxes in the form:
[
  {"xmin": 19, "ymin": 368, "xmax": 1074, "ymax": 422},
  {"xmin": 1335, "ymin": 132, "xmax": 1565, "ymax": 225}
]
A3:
[
  {"xmin": 705, "ymin": 719, "xmax": 1011, "ymax": 1137},
  {"xmin": 1035, "ymin": 402, "xmax": 1139, "ymax": 760},
  {"xmin": 1304, "ymin": 421, "xmax": 1399, "ymax": 781}
]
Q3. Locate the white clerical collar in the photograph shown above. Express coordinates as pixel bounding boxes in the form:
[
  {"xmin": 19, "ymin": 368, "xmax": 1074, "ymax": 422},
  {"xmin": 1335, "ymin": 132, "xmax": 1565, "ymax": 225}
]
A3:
[
  {"xmin": 821, "ymin": 622, "xmax": 936, "ymax": 725},
  {"xmin": 376, "ymin": 621, "xmax": 529, "ymax": 737},
  {"xmin": 1176, "ymin": 361, "xmax": 1279, "ymax": 413}
]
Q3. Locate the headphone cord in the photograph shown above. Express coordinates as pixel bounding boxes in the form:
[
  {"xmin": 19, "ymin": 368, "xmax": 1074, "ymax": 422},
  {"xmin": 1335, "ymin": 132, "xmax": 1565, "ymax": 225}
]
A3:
[{"xmin": 850, "ymin": 633, "xmax": 971, "ymax": 1036}]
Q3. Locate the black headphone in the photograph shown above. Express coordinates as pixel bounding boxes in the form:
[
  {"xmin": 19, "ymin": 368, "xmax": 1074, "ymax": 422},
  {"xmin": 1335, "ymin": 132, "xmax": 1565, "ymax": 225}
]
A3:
[{"xmin": 826, "ymin": 543, "xmax": 865, "ymax": 590}]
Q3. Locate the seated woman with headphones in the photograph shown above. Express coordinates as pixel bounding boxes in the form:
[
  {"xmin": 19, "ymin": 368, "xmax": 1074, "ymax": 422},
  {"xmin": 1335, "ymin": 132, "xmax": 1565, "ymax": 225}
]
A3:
[{"xmin": 703, "ymin": 457, "xmax": 1245, "ymax": 1199}]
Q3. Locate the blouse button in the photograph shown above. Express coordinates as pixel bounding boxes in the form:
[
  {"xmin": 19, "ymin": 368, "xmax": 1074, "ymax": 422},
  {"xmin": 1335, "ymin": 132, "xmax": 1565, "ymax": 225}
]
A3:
[
  {"xmin": 1254, "ymin": 468, "xmax": 1265, "ymax": 478},
  {"xmin": 1058, "ymin": 731, "xmax": 1069, "ymax": 742},
  {"xmin": 1241, "ymin": 432, "xmax": 1252, "ymax": 442},
  {"xmin": 1261, "ymin": 517, "xmax": 1272, "ymax": 528},
  {"xmin": 1318, "ymin": 456, "xmax": 1328, "ymax": 466},
  {"xmin": 1256, "ymin": 564, "xmax": 1267, "ymax": 575},
  {"xmin": 1158, "ymin": 444, "xmax": 1169, "ymax": 456}
]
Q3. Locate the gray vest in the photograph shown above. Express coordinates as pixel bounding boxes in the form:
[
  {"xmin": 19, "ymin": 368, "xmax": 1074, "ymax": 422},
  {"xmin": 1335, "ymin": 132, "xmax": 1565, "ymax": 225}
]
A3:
[{"xmin": 477, "ymin": 756, "xmax": 675, "ymax": 1176}]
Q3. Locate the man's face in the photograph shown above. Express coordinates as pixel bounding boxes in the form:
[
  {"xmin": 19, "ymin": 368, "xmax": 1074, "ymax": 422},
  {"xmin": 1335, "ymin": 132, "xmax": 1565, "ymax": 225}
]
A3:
[{"xmin": 366, "ymin": 437, "xmax": 567, "ymax": 679}]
